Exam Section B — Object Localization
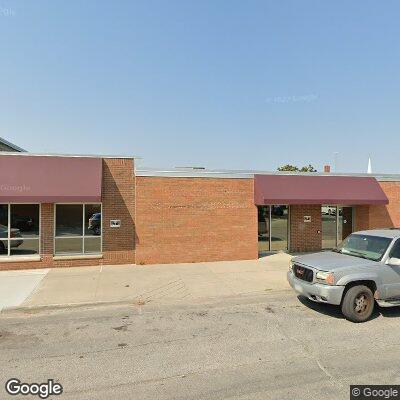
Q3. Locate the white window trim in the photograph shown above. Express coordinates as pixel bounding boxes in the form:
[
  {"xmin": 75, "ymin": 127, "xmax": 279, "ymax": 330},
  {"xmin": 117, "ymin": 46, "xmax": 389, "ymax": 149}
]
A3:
[
  {"xmin": 0, "ymin": 203, "xmax": 41, "ymax": 259},
  {"xmin": 54, "ymin": 203, "xmax": 102, "ymax": 256}
]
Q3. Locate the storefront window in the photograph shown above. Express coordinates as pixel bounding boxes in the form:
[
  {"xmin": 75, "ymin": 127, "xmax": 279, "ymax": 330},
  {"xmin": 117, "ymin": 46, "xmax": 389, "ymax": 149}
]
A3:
[
  {"xmin": 0, "ymin": 204, "xmax": 40, "ymax": 257},
  {"xmin": 54, "ymin": 204, "xmax": 102, "ymax": 255},
  {"xmin": 55, "ymin": 204, "xmax": 83, "ymax": 237}
]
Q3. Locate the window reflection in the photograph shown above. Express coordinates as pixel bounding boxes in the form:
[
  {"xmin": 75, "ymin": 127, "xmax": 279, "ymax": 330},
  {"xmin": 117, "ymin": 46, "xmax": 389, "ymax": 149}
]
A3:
[
  {"xmin": 258, "ymin": 205, "xmax": 289, "ymax": 254},
  {"xmin": 55, "ymin": 205, "xmax": 83, "ymax": 237},
  {"xmin": 271, "ymin": 206, "xmax": 289, "ymax": 251},
  {"xmin": 11, "ymin": 204, "xmax": 39, "ymax": 237},
  {"xmin": 54, "ymin": 204, "xmax": 101, "ymax": 255},
  {"xmin": 322, "ymin": 206, "xmax": 354, "ymax": 249},
  {"xmin": 0, "ymin": 204, "xmax": 40, "ymax": 257},
  {"xmin": 322, "ymin": 205, "xmax": 337, "ymax": 249},
  {"xmin": 85, "ymin": 204, "xmax": 101, "ymax": 236}
]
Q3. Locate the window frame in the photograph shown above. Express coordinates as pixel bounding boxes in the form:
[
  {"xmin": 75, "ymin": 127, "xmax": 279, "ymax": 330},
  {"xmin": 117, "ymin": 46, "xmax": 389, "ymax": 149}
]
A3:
[
  {"xmin": 389, "ymin": 238, "xmax": 400, "ymax": 259},
  {"xmin": 0, "ymin": 203, "xmax": 41, "ymax": 258},
  {"xmin": 53, "ymin": 203, "xmax": 102, "ymax": 256}
]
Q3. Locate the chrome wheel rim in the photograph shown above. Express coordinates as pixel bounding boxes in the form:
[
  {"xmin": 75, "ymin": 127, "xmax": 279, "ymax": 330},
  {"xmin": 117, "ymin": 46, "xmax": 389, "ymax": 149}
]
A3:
[{"xmin": 354, "ymin": 293, "xmax": 369, "ymax": 314}]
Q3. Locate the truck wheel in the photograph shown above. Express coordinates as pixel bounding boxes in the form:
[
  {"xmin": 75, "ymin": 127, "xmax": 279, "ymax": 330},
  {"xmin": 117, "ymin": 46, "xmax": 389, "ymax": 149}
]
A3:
[{"xmin": 341, "ymin": 285, "xmax": 374, "ymax": 323}]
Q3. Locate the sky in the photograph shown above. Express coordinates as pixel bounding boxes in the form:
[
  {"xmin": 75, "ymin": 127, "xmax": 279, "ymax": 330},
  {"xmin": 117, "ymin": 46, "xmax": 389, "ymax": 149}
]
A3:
[{"xmin": 0, "ymin": 0, "xmax": 399, "ymax": 173}]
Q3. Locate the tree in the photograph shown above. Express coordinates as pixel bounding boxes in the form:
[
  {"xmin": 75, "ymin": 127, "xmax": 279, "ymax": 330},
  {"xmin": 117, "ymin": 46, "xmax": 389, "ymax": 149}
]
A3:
[
  {"xmin": 299, "ymin": 164, "xmax": 317, "ymax": 172},
  {"xmin": 277, "ymin": 164, "xmax": 317, "ymax": 172},
  {"xmin": 277, "ymin": 164, "xmax": 299, "ymax": 172}
]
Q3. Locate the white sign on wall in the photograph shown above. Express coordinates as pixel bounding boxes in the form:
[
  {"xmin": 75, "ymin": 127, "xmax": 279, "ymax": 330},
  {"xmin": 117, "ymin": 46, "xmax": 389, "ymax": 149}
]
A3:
[
  {"xmin": 110, "ymin": 220, "xmax": 121, "ymax": 228},
  {"xmin": 304, "ymin": 216, "xmax": 311, "ymax": 223}
]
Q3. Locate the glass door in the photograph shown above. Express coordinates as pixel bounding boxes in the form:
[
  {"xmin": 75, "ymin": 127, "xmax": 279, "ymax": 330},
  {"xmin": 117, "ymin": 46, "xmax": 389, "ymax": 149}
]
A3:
[
  {"xmin": 338, "ymin": 206, "xmax": 353, "ymax": 245},
  {"xmin": 258, "ymin": 205, "xmax": 289, "ymax": 255},
  {"xmin": 258, "ymin": 206, "xmax": 270, "ymax": 253},
  {"xmin": 322, "ymin": 205, "xmax": 337, "ymax": 249},
  {"xmin": 271, "ymin": 205, "xmax": 289, "ymax": 251},
  {"xmin": 322, "ymin": 205, "xmax": 354, "ymax": 249}
]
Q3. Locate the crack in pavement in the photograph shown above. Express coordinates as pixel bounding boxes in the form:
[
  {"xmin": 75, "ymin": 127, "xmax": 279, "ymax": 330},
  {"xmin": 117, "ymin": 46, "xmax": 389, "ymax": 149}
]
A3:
[{"xmin": 268, "ymin": 313, "xmax": 343, "ymax": 389}]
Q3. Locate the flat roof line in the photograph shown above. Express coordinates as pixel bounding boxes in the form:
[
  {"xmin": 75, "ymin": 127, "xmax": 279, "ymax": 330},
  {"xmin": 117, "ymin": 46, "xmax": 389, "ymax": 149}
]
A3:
[
  {"xmin": 135, "ymin": 167, "xmax": 400, "ymax": 181},
  {"xmin": 0, "ymin": 152, "xmax": 139, "ymax": 159}
]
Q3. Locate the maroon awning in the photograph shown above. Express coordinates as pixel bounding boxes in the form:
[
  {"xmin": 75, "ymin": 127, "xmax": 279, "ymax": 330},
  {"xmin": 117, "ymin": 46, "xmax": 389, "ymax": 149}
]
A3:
[
  {"xmin": 0, "ymin": 155, "xmax": 102, "ymax": 202},
  {"xmin": 254, "ymin": 174, "xmax": 389, "ymax": 205}
]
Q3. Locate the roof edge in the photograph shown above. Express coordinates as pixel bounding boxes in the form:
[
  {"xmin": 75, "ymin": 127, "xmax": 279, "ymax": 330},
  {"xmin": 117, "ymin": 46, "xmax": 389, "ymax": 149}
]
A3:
[
  {"xmin": 0, "ymin": 137, "xmax": 26, "ymax": 152},
  {"xmin": 136, "ymin": 167, "xmax": 400, "ymax": 181},
  {"xmin": 0, "ymin": 151, "xmax": 138, "ymax": 159}
]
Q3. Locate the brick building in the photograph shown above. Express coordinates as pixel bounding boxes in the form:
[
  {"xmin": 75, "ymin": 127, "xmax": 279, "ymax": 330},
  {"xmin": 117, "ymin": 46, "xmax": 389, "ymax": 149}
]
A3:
[{"xmin": 0, "ymin": 149, "xmax": 399, "ymax": 270}]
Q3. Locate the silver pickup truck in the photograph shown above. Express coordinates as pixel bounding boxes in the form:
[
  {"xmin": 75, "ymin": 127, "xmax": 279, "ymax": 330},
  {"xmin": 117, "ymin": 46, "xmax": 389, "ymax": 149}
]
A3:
[{"xmin": 287, "ymin": 229, "xmax": 400, "ymax": 322}]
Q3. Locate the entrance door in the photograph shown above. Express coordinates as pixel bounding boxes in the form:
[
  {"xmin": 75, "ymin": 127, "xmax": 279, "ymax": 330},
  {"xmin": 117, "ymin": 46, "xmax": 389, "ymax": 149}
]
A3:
[
  {"xmin": 271, "ymin": 205, "xmax": 289, "ymax": 251},
  {"xmin": 258, "ymin": 205, "xmax": 289, "ymax": 255},
  {"xmin": 338, "ymin": 206, "xmax": 353, "ymax": 245},
  {"xmin": 322, "ymin": 205, "xmax": 354, "ymax": 249},
  {"xmin": 258, "ymin": 206, "xmax": 270, "ymax": 253},
  {"xmin": 322, "ymin": 205, "xmax": 337, "ymax": 249}
]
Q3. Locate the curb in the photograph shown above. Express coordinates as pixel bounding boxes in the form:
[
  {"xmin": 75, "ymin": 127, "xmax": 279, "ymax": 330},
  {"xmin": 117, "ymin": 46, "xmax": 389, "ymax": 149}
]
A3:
[
  {"xmin": 0, "ymin": 289, "xmax": 292, "ymax": 315},
  {"xmin": 0, "ymin": 299, "xmax": 145, "ymax": 315}
]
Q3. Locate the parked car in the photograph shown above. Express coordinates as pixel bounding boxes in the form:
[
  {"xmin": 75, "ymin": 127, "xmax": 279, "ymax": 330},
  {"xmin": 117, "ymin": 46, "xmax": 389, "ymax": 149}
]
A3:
[
  {"xmin": 288, "ymin": 229, "xmax": 400, "ymax": 322},
  {"xmin": 0, "ymin": 224, "xmax": 23, "ymax": 253},
  {"xmin": 322, "ymin": 206, "xmax": 336, "ymax": 216},
  {"xmin": 271, "ymin": 206, "xmax": 284, "ymax": 216},
  {"xmin": 88, "ymin": 213, "xmax": 101, "ymax": 236},
  {"xmin": 11, "ymin": 215, "xmax": 34, "ymax": 231}
]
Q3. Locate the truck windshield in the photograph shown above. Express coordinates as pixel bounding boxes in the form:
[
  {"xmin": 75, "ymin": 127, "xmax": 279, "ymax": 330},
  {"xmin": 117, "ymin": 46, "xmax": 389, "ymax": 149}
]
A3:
[{"xmin": 334, "ymin": 234, "xmax": 392, "ymax": 261}]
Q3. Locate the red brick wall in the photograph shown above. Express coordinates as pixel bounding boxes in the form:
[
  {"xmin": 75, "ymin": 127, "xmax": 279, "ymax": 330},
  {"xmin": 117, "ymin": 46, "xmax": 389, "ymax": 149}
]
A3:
[
  {"xmin": 369, "ymin": 182, "xmax": 400, "ymax": 228},
  {"xmin": 135, "ymin": 176, "xmax": 257, "ymax": 264},
  {"xmin": 354, "ymin": 182, "xmax": 400, "ymax": 231},
  {"xmin": 0, "ymin": 158, "xmax": 136, "ymax": 271},
  {"xmin": 101, "ymin": 158, "xmax": 136, "ymax": 265},
  {"xmin": 354, "ymin": 205, "xmax": 370, "ymax": 231},
  {"xmin": 290, "ymin": 205, "xmax": 322, "ymax": 252}
]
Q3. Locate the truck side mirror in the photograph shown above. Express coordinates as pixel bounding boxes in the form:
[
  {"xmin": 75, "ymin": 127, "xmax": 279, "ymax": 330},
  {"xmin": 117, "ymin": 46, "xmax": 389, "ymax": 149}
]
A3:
[{"xmin": 386, "ymin": 257, "xmax": 400, "ymax": 266}]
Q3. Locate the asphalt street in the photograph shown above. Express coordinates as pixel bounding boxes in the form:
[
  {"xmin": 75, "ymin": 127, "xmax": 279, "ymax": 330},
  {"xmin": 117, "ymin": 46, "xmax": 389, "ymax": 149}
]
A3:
[{"xmin": 1, "ymin": 291, "xmax": 400, "ymax": 400}]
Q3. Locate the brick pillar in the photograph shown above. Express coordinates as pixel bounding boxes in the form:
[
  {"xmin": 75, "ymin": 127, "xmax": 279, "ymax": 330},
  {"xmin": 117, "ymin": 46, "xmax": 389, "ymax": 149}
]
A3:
[
  {"xmin": 290, "ymin": 205, "xmax": 322, "ymax": 252},
  {"xmin": 354, "ymin": 205, "xmax": 370, "ymax": 231},
  {"xmin": 40, "ymin": 203, "xmax": 54, "ymax": 265},
  {"xmin": 102, "ymin": 158, "xmax": 136, "ymax": 265}
]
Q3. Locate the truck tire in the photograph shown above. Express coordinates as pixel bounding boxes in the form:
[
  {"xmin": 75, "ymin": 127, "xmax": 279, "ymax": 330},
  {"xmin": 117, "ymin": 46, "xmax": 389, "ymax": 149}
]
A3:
[{"xmin": 341, "ymin": 285, "xmax": 374, "ymax": 323}]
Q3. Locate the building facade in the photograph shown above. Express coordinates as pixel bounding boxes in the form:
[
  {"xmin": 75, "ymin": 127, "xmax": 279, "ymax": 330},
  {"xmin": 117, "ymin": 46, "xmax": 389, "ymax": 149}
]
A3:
[{"xmin": 0, "ymin": 152, "xmax": 399, "ymax": 270}]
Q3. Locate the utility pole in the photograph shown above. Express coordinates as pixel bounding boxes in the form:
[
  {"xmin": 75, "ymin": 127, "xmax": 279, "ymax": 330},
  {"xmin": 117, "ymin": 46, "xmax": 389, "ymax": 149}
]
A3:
[{"xmin": 333, "ymin": 152, "xmax": 339, "ymax": 172}]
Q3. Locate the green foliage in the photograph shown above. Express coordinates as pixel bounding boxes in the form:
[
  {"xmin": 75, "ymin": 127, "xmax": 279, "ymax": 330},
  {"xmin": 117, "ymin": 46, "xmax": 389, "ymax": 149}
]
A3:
[
  {"xmin": 277, "ymin": 164, "xmax": 317, "ymax": 172},
  {"xmin": 299, "ymin": 164, "xmax": 317, "ymax": 172}
]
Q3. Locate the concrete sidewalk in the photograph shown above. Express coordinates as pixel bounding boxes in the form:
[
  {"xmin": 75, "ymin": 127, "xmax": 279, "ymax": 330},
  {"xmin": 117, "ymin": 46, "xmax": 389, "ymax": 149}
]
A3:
[
  {"xmin": 0, "ymin": 253, "xmax": 292, "ymax": 311},
  {"xmin": 0, "ymin": 269, "xmax": 49, "ymax": 311}
]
